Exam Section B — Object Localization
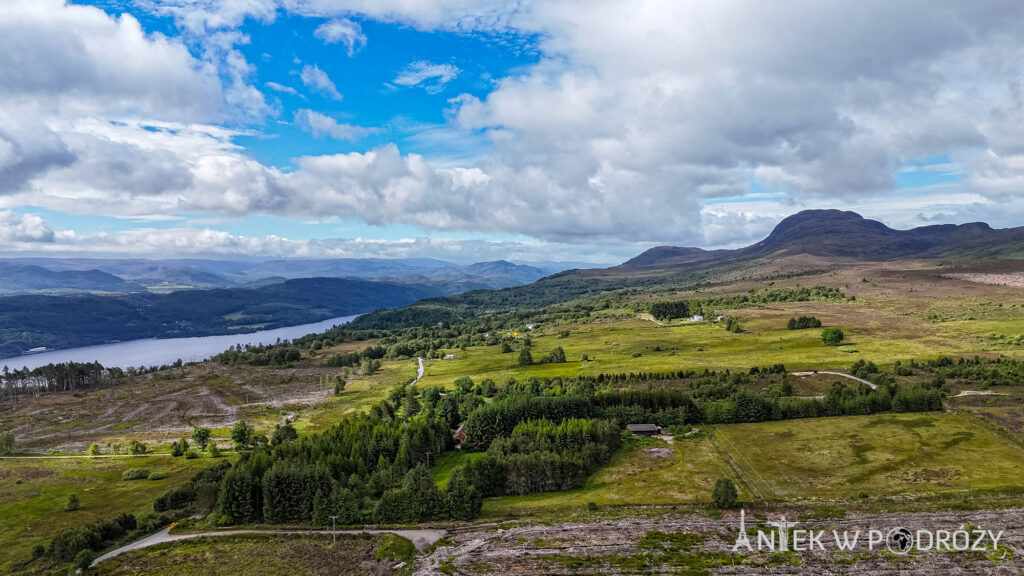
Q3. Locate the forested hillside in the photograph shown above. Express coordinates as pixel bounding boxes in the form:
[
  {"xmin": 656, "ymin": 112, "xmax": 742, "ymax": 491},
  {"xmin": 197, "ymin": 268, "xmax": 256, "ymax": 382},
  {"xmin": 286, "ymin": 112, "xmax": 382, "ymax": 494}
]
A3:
[{"xmin": 0, "ymin": 278, "xmax": 437, "ymax": 358}]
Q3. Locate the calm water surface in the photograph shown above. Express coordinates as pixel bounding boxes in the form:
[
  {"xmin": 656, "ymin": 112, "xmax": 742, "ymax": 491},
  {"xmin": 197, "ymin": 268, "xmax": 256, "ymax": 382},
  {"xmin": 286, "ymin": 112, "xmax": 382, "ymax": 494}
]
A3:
[{"xmin": 0, "ymin": 314, "xmax": 359, "ymax": 370}]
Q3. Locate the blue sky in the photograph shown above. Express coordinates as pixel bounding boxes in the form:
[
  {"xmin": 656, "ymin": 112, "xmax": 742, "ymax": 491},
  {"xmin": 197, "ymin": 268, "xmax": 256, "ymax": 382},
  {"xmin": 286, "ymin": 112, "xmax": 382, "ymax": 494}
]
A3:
[{"xmin": 0, "ymin": 1, "xmax": 1020, "ymax": 263}]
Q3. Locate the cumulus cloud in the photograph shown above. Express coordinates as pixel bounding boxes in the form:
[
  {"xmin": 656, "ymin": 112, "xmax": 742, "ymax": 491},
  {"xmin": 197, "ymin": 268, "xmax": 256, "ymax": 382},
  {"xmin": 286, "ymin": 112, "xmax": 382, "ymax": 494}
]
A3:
[
  {"xmin": 393, "ymin": 61, "xmax": 460, "ymax": 94},
  {"xmin": 11, "ymin": 0, "xmax": 1024, "ymax": 258},
  {"xmin": 0, "ymin": 210, "xmax": 54, "ymax": 243},
  {"xmin": 294, "ymin": 109, "xmax": 374, "ymax": 140},
  {"xmin": 0, "ymin": 0, "xmax": 223, "ymax": 196},
  {"xmin": 314, "ymin": 18, "xmax": 366, "ymax": 55},
  {"xmin": 300, "ymin": 64, "xmax": 342, "ymax": 100}
]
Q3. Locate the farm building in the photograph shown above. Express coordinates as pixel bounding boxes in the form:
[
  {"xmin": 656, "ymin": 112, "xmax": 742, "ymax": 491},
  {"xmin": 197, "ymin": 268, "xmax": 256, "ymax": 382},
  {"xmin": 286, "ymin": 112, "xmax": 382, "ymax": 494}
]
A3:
[
  {"xmin": 627, "ymin": 423, "xmax": 661, "ymax": 436},
  {"xmin": 453, "ymin": 425, "xmax": 467, "ymax": 444}
]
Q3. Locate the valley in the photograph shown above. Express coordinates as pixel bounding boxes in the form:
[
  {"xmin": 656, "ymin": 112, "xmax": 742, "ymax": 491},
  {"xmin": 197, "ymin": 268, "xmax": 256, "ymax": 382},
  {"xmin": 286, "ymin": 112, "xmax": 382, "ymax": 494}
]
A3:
[{"xmin": 4, "ymin": 212, "xmax": 1024, "ymax": 575}]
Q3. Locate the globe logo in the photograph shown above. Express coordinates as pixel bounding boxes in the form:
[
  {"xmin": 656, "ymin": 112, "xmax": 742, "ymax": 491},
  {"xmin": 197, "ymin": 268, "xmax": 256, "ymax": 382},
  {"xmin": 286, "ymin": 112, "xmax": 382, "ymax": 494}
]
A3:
[{"xmin": 886, "ymin": 527, "xmax": 914, "ymax": 554}]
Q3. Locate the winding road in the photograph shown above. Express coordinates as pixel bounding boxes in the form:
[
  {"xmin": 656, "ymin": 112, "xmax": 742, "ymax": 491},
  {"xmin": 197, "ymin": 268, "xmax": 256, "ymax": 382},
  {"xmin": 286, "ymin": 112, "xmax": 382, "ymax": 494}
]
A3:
[
  {"xmin": 791, "ymin": 371, "xmax": 877, "ymax": 389},
  {"xmin": 409, "ymin": 356, "xmax": 425, "ymax": 386},
  {"xmin": 91, "ymin": 526, "xmax": 447, "ymax": 567}
]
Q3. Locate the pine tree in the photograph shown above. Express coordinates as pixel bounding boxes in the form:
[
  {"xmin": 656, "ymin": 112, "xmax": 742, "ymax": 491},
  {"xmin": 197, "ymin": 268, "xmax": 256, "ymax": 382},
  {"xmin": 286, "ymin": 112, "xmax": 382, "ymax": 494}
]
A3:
[
  {"xmin": 445, "ymin": 468, "xmax": 482, "ymax": 520},
  {"xmin": 311, "ymin": 488, "xmax": 332, "ymax": 527}
]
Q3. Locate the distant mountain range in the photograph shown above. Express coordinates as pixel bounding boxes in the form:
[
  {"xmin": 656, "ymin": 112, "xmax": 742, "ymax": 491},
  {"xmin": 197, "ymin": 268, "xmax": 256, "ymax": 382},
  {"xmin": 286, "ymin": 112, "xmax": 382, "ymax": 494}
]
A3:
[
  {"xmin": 0, "ymin": 257, "xmax": 590, "ymax": 295},
  {"xmin": 0, "ymin": 256, "xmax": 593, "ymax": 358},
  {"xmin": 0, "ymin": 277, "xmax": 438, "ymax": 359},
  {"xmin": 0, "ymin": 262, "xmax": 144, "ymax": 294},
  {"xmin": 8, "ymin": 209, "xmax": 1019, "ymax": 355},
  {"xmin": 622, "ymin": 209, "xmax": 1024, "ymax": 267},
  {"xmin": 351, "ymin": 210, "xmax": 1024, "ymax": 329}
]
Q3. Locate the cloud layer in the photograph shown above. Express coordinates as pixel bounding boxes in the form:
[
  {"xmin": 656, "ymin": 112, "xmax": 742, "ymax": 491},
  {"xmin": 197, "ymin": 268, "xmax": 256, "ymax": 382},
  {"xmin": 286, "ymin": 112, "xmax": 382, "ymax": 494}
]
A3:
[{"xmin": 4, "ymin": 0, "xmax": 1024, "ymax": 260}]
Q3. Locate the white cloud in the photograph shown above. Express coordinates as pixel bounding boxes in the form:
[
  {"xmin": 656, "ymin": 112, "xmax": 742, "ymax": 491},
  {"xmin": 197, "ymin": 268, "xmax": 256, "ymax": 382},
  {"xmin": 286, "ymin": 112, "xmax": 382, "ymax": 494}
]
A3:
[
  {"xmin": 0, "ymin": 209, "xmax": 624, "ymax": 263},
  {"xmin": 300, "ymin": 64, "xmax": 342, "ymax": 100},
  {"xmin": 314, "ymin": 18, "xmax": 366, "ymax": 56},
  {"xmin": 265, "ymin": 81, "xmax": 298, "ymax": 95},
  {"xmin": 136, "ymin": 0, "xmax": 280, "ymax": 34},
  {"xmin": 0, "ymin": 210, "xmax": 54, "ymax": 243},
  {"xmin": 393, "ymin": 61, "xmax": 460, "ymax": 94},
  {"xmin": 12, "ymin": 0, "xmax": 1024, "ymax": 257},
  {"xmin": 294, "ymin": 109, "xmax": 374, "ymax": 140},
  {"xmin": 0, "ymin": 0, "xmax": 224, "ymax": 195}
]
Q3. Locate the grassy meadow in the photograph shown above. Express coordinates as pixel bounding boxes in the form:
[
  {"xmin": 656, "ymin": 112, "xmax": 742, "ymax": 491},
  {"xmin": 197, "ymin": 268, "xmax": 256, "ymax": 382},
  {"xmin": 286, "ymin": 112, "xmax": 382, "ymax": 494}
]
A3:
[
  {"xmin": 479, "ymin": 434, "xmax": 745, "ymax": 519},
  {"xmin": 0, "ymin": 455, "xmax": 230, "ymax": 572},
  {"xmin": 414, "ymin": 270, "xmax": 1024, "ymax": 391},
  {"xmin": 711, "ymin": 412, "xmax": 1024, "ymax": 502},
  {"xmin": 6, "ymin": 258, "xmax": 1024, "ymax": 567}
]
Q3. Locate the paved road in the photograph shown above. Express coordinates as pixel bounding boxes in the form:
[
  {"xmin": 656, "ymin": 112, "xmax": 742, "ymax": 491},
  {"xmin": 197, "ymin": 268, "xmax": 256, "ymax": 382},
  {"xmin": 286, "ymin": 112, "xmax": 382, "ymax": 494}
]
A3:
[
  {"xmin": 791, "ymin": 371, "xmax": 877, "ymax": 389},
  {"xmin": 92, "ymin": 527, "xmax": 447, "ymax": 567}
]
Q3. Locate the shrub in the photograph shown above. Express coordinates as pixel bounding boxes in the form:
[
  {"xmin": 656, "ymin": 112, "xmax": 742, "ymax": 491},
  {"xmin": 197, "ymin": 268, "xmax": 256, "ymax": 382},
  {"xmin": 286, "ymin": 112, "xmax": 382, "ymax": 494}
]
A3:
[
  {"xmin": 518, "ymin": 348, "xmax": 533, "ymax": 366},
  {"xmin": 230, "ymin": 421, "xmax": 255, "ymax": 451},
  {"xmin": 184, "ymin": 450, "xmax": 200, "ymax": 459},
  {"xmin": 650, "ymin": 301, "xmax": 689, "ymax": 320},
  {"xmin": 787, "ymin": 316, "xmax": 822, "ymax": 330},
  {"xmin": 170, "ymin": 438, "xmax": 189, "ymax": 457},
  {"xmin": 128, "ymin": 440, "xmax": 147, "ymax": 455},
  {"xmin": 0, "ymin": 432, "xmax": 14, "ymax": 455},
  {"xmin": 121, "ymin": 468, "xmax": 151, "ymax": 481},
  {"xmin": 192, "ymin": 427, "xmax": 212, "ymax": 450},
  {"xmin": 30, "ymin": 544, "xmax": 45, "ymax": 560},
  {"xmin": 88, "ymin": 443, "xmax": 101, "ymax": 456},
  {"xmin": 73, "ymin": 549, "xmax": 95, "ymax": 571},
  {"xmin": 376, "ymin": 534, "xmax": 415, "ymax": 563},
  {"xmin": 821, "ymin": 327, "xmax": 845, "ymax": 346},
  {"xmin": 711, "ymin": 478, "xmax": 738, "ymax": 509},
  {"xmin": 542, "ymin": 346, "xmax": 566, "ymax": 363},
  {"xmin": 148, "ymin": 471, "xmax": 168, "ymax": 480},
  {"xmin": 65, "ymin": 494, "xmax": 80, "ymax": 511},
  {"xmin": 48, "ymin": 513, "xmax": 138, "ymax": 562}
]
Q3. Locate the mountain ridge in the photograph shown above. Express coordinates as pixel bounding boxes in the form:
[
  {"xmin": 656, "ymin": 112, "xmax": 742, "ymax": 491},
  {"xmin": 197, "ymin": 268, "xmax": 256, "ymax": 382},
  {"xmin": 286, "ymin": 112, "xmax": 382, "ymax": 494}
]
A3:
[
  {"xmin": 624, "ymin": 209, "xmax": 1024, "ymax": 267},
  {"xmin": 349, "ymin": 209, "xmax": 1024, "ymax": 330}
]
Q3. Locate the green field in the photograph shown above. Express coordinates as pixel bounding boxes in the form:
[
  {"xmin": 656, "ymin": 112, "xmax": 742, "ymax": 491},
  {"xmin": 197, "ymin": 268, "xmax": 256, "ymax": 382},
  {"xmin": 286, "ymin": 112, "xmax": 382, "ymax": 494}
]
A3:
[
  {"xmin": 473, "ymin": 412, "xmax": 1024, "ymax": 520},
  {"xmin": 415, "ymin": 303, "xmax": 1024, "ymax": 391},
  {"xmin": 480, "ymin": 434, "xmax": 745, "ymax": 519},
  {"xmin": 430, "ymin": 451, "xmax": 484, "ymax": 489},
  {"xmin": 0, "ymin": 455, "xmax": 230, "ymax": 572},
  {"xmin": 712, "ymin": 412, "xmax": 1024, "ymax": 502},
  {"xmin": 296, "ymin": 358, "xmax": 419, "ymax": 434},
  {"xmin": 92, "ymin": 534, "xmax": 384, "ymax": 576}
]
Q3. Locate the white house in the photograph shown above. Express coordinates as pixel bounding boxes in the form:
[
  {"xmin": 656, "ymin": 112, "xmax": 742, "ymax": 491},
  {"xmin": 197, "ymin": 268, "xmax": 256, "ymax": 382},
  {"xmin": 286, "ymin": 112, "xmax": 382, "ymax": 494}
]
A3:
[
  {"xmin": 442, "ymin": 354, "xmax": 455, "ymax": 360},
  {"xmin": 688, "ymin": 315, "xmax": 704, "ymax": 322}
]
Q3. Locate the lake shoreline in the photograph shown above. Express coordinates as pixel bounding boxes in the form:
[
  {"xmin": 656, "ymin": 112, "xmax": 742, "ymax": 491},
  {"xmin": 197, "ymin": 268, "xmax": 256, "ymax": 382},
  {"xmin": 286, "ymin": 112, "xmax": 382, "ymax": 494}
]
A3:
[{"xmin": 0, "ymin": 314, "xmax": 360, "ymax": 371}]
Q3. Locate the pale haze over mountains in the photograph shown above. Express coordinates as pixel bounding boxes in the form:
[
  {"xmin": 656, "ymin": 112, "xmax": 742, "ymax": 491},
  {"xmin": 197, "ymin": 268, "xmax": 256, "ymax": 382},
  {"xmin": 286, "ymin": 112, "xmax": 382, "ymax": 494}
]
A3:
[{"xmin": 0, "ymin": 257, "xmax": 595, "ymax": 295}]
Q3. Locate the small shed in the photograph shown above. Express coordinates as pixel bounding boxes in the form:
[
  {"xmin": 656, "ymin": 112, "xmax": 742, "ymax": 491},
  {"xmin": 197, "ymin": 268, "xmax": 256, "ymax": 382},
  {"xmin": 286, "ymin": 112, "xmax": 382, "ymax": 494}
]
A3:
[
  {"xmin": 453, "ymin": 425, "xmax": 467, "ymax": 444},
  {"xmin": 627, "ymin": 423, "xmax": 661, "ymax": 436}
]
